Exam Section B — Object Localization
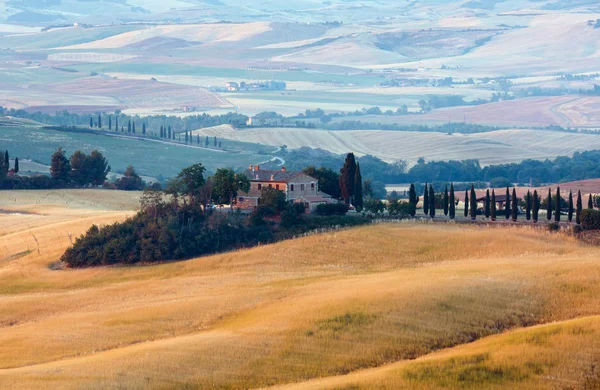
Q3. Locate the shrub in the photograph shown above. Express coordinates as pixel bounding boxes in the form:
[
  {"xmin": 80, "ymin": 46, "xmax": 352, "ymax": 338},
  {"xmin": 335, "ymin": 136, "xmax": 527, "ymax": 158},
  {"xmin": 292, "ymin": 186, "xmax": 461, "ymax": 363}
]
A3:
[
  {"xmin": 580, "ymin": 209, "xmax": 600, "ymax": 230},
  {"xmin": 387, "ymin": 200, "xmax": 416, "ymax": 217},
  {"xmin": 315, "ymin": 203, "xmax": 348, "ymax": 216},
  {"xmin": 547, "ymin": 222, "xmax": 561, "ymax": 232}
]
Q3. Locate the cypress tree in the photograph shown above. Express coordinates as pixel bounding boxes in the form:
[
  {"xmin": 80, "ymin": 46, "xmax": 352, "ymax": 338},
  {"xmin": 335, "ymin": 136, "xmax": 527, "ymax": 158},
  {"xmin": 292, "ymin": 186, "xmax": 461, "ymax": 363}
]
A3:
[
  {"xmin": 108, "ymin": 115, "xmax": 112, "ymax": 130},
  {"xmin": 4, "ymin": 150, "xmax": 8, "ymax": 170},
  {"xmin": 339, "ymin": 153, "xmax": 357, "ymax": 204},
  {"xmin": 90, "ymin": 117, "xmax": 93, "ymax": 128},
  {"xmin": 168, "ymin": 126, "xmax": 172, "ymax": 139},
  {"xmin": 484, "ymin": 189, "xmax": 490, "ymax": 219},
  {"xmin": 449, "ymin": 183, "xmax": 455, "ymax": 219},
  {"xmin": 533, "ymin": 190, "xmax": 540, "ymax": 223},
  {"xmin": 470, "ymin": 185, "xmax": 477, "ymax": 220},
  {"xmin": 429, "ymin": 184, "xmax": 435, "ymax": 218},
  {"xmin": 526, "ymin": 190, "xmax": 531, "ymax": 221},
  {"xmin": 214, "ymin": 136, "xmax": 217, "ymax": 147},
  {"xmin": 423, "ymin": 184, "xmax": 429, "ymax": 216},
  {"xmin": 511, "ymin": 188, "xmax": 518, "ymax": 222},
  {"xmin": 115, "ymin": 117, "xmax": 118, "ymax": 132},
  {"xmin": 197, "ymin": 134, "xmax": 201, "ymax": 145},
  {"xmin": 505, "ymin": 187, "xmax": 510, "ymax": 220},
  {"xmin": 554, "ymin": 187, "xmax": 561, "ymax": 223},
  {"xmin": 98, "ymin": 114, "xmax": 102, "ymax": 129},
  {"xmin": 132, "ymin": 121, "xmax": 136, "ymax": 134},
  {"xmin": 219, "ymin": 141, "xmax": 222, "ymax": 148},
  {"xmin": 588, "ymin": 194, "xmax": 593, "ymax": 209},
  {"xmin": 491, "ymin": 189, "xmax": 496, "ymax": 221},
  {"xmin": 142, "ymin": 123, "xmax": 146, "ymax": 135},
  {"xmin": 185, "ymin": 130, "xmax": 189, "ymax": 144},
  {"xmin": 408, "ymin": 184, "xmax": 418, "ymax": 207},
  {"xmin": 464, "ymin": 189, "xmax": 469, "ymax": 218},
  {"xmin": 443, "ymin": 185, "xmax": 449, "ymax": 216},
  {"xmin": 568, "ymin": 190, "xmax": 574, "ymax": 223},
  {"xmin": 121, "ymin": 126, "xmax": 124, "ymax": 132},
  {"xmin": 576, "ymin": 191, "xmax": 583, "ymax": 224},
  {"xmin": 354, "ymin": 162, "xmax": 363, "ymax": 212},
  {"xmin": 546, "ymin": 188, "xmax": 552, "ymax": 221},
  {"xmin": 14, "ymin": 157, "xmax": 19, "ymax": 174},
  {"xmin": 128, "ymin": 120, "xmax": 131, "ymax": 133},
  {"xmin": 205, "ymin": 136, "xmax": 209, "ymax": 147}
]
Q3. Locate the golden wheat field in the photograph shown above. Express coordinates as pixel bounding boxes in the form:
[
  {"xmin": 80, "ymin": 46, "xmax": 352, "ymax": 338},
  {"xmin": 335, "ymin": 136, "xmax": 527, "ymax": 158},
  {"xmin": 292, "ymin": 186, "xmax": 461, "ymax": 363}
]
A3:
[{"xmin": 0, "ymin": 190, "xmax": 599, "ymax": 389}]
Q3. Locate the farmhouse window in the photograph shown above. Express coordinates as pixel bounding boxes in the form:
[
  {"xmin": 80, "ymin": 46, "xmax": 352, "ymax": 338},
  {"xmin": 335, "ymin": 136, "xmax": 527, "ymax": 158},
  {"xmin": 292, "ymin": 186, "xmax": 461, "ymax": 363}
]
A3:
[
  {"xmin": 276, "ymin": 184, "xmax": 280, "ymax": 190},
  {"xmin": 311, "ymin": 183, "xmax": 315, "ymax": 190},
  {"xmin": 301, "ymin": 184, "xmax": 305, "ymax": 191},
  {"xmin": 291, "ymin": 184, "xmax": 295, "ymax": 191},
  {"xmin": 257, "ymin": 184, "xmax": 262, "ymax": 190}
]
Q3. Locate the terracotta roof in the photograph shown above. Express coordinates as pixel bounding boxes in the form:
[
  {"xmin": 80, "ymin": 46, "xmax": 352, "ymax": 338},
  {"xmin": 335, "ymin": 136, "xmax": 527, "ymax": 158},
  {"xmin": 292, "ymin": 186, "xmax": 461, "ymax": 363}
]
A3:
[{"xmin": 243, "ymin": 169, "xmax": 313, "ymax": 183}]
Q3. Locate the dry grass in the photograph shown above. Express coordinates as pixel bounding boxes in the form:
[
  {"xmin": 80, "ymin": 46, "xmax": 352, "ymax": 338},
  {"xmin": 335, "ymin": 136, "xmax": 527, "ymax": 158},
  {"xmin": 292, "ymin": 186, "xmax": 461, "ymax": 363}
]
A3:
[{"xmin": 0, "ymin": 191, "xmax": 599, "ymax": 388}]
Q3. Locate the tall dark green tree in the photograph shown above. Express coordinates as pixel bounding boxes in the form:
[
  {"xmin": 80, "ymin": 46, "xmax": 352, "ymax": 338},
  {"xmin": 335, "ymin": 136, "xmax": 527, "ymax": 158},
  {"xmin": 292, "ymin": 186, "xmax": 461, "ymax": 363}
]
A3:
[
  {"xmin": 14, "ymin": 157, "xmax": 19, "ymax": 174},
  {"xmin": 115, "ymin": 117, "xmax": 118, "ymax": 132},
  {"xmin": 511, "ymin": 188, "xmax": 518, "ymax": 222},
  {"xmin": 205, "ymin": 136, "xmax": 209, "ymax": 147},
  {"xmin": 463, "ymin": 189, "xmax": 469, "ymax": 218},
  {"xmin": 132, "ymin": 121, "xmax": 136, "ymax": 134},
  {"xmin": 90, "ymin": 117, "xmax": 93, "ymax": 128},
  {"xmin": 185, "ymin": 130, "xmax": 189, "ymax": 144},
  {"xmin": 339, "ymin": 153, "xmax": 357, "ymax": 204},
  {"xmin": 108, "ymin": 115, "xmax": 112, "ymax": 130},
  {"xmin": 142, "ymin": 123, "xmax": 146, "ymax": 135},
  {"xmin": 491, "ymin": 189, "xmax": 496, "ymax": 221},
  {"xmin": 69, "ymin": 150, "xmax": 88, "ymax": 186},
  {"xmin": 197, "ymin": 134, "xmax": 200, "ymax": 145},
  {"xmin": 4, "ymin": 150, "xmax": 8, "ymax": 171},
  {"xmin": 408, "ymin": 184, "xmax": 418, "ymax": 209},
  {"xmin": 576, "ymin": 191, "xmax": 583, "ymax": 224},
  {"xmin": 484, "ymin": 189, "xmax": 490, "ymax": 219},
  {"xmin": 554, "ymin": 187, "xmax": 561, "ymax": 223},
  {"xmin": 443, "ymin": 185, "xmax": 449, "ymax": 216},
  {"xmin": 568, "ymin": 190, "xmax": 574, "ymax": 223},
  {"xmin": 168, "ymin": 126, "xmax": 172, "ymax": 139},
  {"xmin": 423, "ymin": 184, "xmax": 429, "ymax": 216},
  {"xmin": 525, "ymin": 190, "xmax": 532, "ymax": 221},
  {"xmin": 214, "ymin": 136, "xmax": 217, "ymax": 147},
  {"xmin": 429, "ymin": 184, "xmax": 435, "ymax": 218},
  {"xmin": 128, "ymin": 120, "xmax": 132, "ymax": 133},
  {"xmin": 546, "ymin": 188, "xmax": 552, "ymax": 221},
  {"xmin": 86, "ymin": 150, "xmax": 111, "ymax": 186},
  {"xmin": 532, "ymin": 190, "xmax": 540, "ymax": 223},
  {"xmin": 50, "ymin": 148, "xmax": 71, "ymax": 183},
  {"xmin": 588, "ymin": 194, "xmax": 593, "ymax": 209},
  {"xmin": 353, "ymin": 162, "xmax": 364, "ymax": 211},
  {"xmin": 98, "ymin": 114, "xmax": 102, "ymax": 129},
  {"xmin": 505, "ymin": 187, "xmax": 511, "ymax": 220},
  {"xmin": 449, "ymin": 183, "xmax": 455, "ymax": 219},
  {"xmin": 470, "ymin": 185, "xmax": 477, "ymax": 220}
]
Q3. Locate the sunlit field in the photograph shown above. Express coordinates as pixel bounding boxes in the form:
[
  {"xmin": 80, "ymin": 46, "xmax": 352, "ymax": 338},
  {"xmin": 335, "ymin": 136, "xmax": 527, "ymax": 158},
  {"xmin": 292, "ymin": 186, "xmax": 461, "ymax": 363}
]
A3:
[{"xmin": 0, "ymin": 190, "xmax": 599, "ymax": 389}]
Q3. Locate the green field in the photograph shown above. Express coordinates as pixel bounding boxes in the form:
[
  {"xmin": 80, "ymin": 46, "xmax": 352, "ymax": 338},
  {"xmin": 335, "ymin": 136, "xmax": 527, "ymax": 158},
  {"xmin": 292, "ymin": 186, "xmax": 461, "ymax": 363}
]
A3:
[{"xmin": 0, "ymin": 126, "xmax": 269, "ymax": 178}]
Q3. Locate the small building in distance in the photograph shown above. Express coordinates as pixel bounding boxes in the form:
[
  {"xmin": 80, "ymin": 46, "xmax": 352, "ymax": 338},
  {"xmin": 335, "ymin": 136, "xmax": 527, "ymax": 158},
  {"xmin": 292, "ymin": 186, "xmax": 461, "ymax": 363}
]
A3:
[{"xmin": 236, "ymin": 165, "xmax": 333, "ymax": 211}]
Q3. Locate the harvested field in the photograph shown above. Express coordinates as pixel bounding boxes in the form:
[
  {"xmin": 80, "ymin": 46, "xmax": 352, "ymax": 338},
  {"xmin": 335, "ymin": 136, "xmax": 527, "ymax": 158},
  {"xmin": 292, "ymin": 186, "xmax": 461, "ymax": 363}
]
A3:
[
  {"xmin": 0, "ymin": 198, "xmax": 599, "ymax": 388},
  {"xmin": 193, "ymin": 125, "xmax": 600, "ymax": 165}
]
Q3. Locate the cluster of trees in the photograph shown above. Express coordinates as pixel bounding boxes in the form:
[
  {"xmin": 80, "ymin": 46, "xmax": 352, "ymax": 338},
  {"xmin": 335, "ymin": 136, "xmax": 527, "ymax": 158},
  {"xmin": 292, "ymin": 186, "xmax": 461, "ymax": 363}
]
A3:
[
  {"xmin": 61, "ymin": 162, "xmax": 369, "ymax": 267},
  {"xmin": 49, "ymin": 148, "xmax": 110, "ymax": 187}
]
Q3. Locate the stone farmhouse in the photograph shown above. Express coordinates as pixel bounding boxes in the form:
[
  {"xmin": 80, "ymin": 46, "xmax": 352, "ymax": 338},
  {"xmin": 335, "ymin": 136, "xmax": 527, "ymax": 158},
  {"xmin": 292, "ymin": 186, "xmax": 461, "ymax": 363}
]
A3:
[{"xmin": 236, "ymin": 165, "xmax": 334, "ymax": 211}]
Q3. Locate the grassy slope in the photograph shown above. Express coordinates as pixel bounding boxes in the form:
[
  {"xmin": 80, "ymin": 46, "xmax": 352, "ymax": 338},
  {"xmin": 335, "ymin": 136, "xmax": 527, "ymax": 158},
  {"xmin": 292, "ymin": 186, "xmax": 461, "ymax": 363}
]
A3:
[
  {"xmin": 0, "ymin": 192, "xmax": 599, "ymax": 388},
  {"xmin": 0, "ymin": 126, "xmax": 268, "ymax": 178}
]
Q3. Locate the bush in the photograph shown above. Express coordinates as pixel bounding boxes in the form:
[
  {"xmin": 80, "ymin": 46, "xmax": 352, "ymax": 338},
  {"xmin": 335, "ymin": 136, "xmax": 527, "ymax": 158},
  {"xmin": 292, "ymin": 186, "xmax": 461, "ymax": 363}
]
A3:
[
  {"xmin": 547, "ymin": 222, "xmax": 561, "ymax": 232},
  {"xmin": 581, "ymin": 209, "xmax": 600, "ymax": 230},
  {"xmin": 315, "ymin": 203, "xmax": 348, "ymax": 216},
  {"xmin": 387, "ymin": 200, "xmax": 416, "ymax": 217}
]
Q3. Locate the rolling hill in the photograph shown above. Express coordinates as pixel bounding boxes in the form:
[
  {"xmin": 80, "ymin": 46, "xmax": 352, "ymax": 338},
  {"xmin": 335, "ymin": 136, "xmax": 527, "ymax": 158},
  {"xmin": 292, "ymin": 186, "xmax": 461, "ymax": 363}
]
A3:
[{"xmin": 0, "ymin": 190, "xmax": 598, "ymax": 388}]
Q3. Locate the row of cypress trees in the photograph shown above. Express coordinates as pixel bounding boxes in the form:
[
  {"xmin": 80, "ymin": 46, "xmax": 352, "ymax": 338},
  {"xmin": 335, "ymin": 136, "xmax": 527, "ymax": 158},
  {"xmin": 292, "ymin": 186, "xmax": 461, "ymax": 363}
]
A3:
[{"xmin": 416, "ymin": 183, "xmax": 592, "ymax": 224}]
